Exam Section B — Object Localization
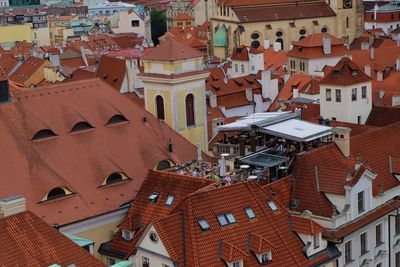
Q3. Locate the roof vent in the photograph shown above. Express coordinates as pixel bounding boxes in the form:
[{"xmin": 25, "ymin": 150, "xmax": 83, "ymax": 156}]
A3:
[{"xmin": 0, "ymin": 195, "xmax": 25, "ymax": 218}]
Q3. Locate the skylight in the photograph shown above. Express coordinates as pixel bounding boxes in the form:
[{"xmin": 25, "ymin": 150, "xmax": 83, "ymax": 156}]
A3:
[
  {"xmin": 217, "ymin": 214, "xmax": 229, "ymax": 226},
  {"xmin": 31, "ymin": 129, "xmax": 57, "ymax": 141},
  {"xmin": 149, "ymin": 192, "xmax": 159, "ymax": 203},
  {"xmin": 165, "ymin": 195, "xmax": 174, "ymax": 206},
  {"xmin": 267, "ymin": 200, "xmax": 278, "ymax": 211},
  {"xmin": 198, "ymin": 219, "xmax": 210, "ymax": 231},
  {"xmin": 245, "ymin": 207, "xmax": 256, "ymax": 219},
  {"xmin": 225, "ymin": 213, "xmax": 237, "ymax": 224}
]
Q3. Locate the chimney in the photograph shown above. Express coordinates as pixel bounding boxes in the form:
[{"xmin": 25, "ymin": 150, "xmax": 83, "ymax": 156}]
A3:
[
  {"xmin": 369, "ymin": 34, "xmax": 375, "ymax": 47},
  {"xmin": 273, "ymin": 41, "xmax": 281, "ymax": 52},
  {"xmin": 264, "ymin": 39, "xmax": 270, "ymax": 49},
  {"xmin": 323, "ymin": 36, "xmax": 331, "ymax": 55},
  {"xmin": 219, "ymin": 153, "xmax": 229, "ymax": 177},
  {"xmin": 345, "ymin": 170, "xmax": 353, "ymax": 182},
  {"xmin": 374, "ymin": 3, "xmax": 378, "ymax": 20},
  {"xmin": 292, "ymin": 86, "xmax": 299, "ymax": 98},
  {"xmin": 396, "ymin": 58, "xmax": 400, "ymax": 71},
  {"xmin": 355, "ymin": 153, "xmax": 362, "ymax": 170},
  {"xmin": 370, "ymin": 47, "xmax": 375, "ymax": 60},
  {"xmin": 246, "ymin": 88, "xmax": 253, "ymax": 102},
  {"xmin": 332, "ymin": 127, "xmax": 352, "ymax": 159},
  {"xmin": 0, "ymin": 79, "xmax": 9, "ymax": 103},
  {"xmin": 168, "ymin": 138, "xmax": 173, "ymax": 153},
  {"xmin": 377, "ymin": 70, "xmax": 383, "ymax": 81},
  {"xmin": 210, "ymin": 93, "xmax": 217, "ymax": 108},
  {"xmin": 364, "ymin": 65, "xmax": 371, "ymax": 77},
  {"xmin": 0, "ymin": 196, "xmax": 26, "ymax": 218}
]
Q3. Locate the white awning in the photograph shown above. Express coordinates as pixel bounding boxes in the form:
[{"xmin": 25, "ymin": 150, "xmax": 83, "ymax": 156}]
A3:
[{"xmin": 217, "ymin": 112, "xmax": 291, "ymax": 131}]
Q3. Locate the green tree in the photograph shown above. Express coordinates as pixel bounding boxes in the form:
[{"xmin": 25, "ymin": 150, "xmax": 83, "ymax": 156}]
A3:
[{"xmin": 150, "ymin": 8, "xmax": 167, "ymax": 46}]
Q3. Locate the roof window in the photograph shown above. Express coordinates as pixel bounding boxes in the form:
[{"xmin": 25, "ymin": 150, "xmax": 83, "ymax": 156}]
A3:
[
  {"xmin": 106, "ymin": 114, "xmax": 129, "ymax": 125},
  {"xmin": 267, "ymin": 200, "xmax": 278, "ymax": 211},
  {"xmin": 245, "ymin": 207, "xmax": 256, "ymax": 219},
  {"xmin": 165, "ymin": 195, "xmax": 174, "ymax": 206},
  {"xmin": 101, "ymin": 172, "xmax": 129, "ymax": 187},
  {"xmin": 226, "ymin": 212, "xmax": 237, "ymax": 224},
  {"xmin": 198, "ymin": 219, "xmax": 210, "ymax": 231},
  {"xmin": 70, "ymin": 121, "xmax": 93, "ymax": 132},
  {"xmin": 32, "ymin": 129, "xmax": 57, "ymax": 141},
  {"xmin": 41, "ymin": 186, "xmax": 73, "ymax": 202},
  {"xmin": 149, "ymin": 192, "xmax": 159, "ymax": 203},
  {"xmin": 217, "ymin": 213, "xmax": 237, "ymax": 226}
]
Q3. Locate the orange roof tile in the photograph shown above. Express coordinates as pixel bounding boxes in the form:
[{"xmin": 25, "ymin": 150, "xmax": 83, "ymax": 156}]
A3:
[
  {"xmin": 173, "ymin": 12, "xmax": 193, "ymax": 21},
  {"xmin": 366, "ymin": 105, "xmax": 400, "ymax": 126},
  {"xmin": 96, "ymin": 56, "xmax": 127, "ymax": 91},
  {"xmin": 141, "ymin": 38, "xmax": 204, "ymax": 61},
  {"xmin": 290, "ymin": 215, "xmax": 324, "ymax": 235}
]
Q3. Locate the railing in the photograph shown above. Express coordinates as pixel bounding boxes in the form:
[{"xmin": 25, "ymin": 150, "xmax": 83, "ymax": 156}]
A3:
[{"xmin": 213, "ymin": 143, "xmax": 251, "ymax": 156}]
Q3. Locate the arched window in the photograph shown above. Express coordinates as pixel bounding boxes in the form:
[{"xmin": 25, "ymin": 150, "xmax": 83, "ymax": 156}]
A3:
[
  {"xmin": 41, "ymin": 186, "xmax": 73, "ymax": 202},
  {"xmin": 102, "ymin": 172, "xmax": 129, "ymax": 186},
  {"xmin": 321, "ymin": 26, "xmax": 328, "ymax": 33},
  {"xmin": 155, "ymin": 159, "xmax": 176, "ymax": 170},
  {"xmin": 106, "ymin": 114, "xmax": 129, "ymax": 125},
  {"xmin": 185, "ymin": 94, "xmax": 195, "ymax": 127},
  {"xmin": 70, "ymin": 121, "xmax": 93, "ymax": 132},
  {"xmin": 32, "ymin": 129, "xmax": 57, "ymax": 141},
  {"xmin": 299, "ymin": 28, "xmax": 307, "ymax": 40},
  {"xmin": 346, "ymin": 17, "xmax": 349, "ymax": 28},
  {"xmin": 250, "ymin": 31, "xmax": 261, "ymax": 49},
  {"xmin": 275, "ymin": 31, "xmax": 284, "ymax": 50},
  {"xmin": 155, "ymin": 95, "xmax": 165, "ymax": 120},
  {"xmin": 276, "ymin": 38, "xmax": 284, "ymax": 50}
]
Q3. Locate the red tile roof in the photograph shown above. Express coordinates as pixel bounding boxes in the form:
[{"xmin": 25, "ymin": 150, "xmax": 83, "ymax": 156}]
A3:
[
  {"xmin": 0, "ymin": 53, "xmax": 18, "ymax": 75},
  {"xmin": 0, "ymin": 78, "xmax": 212, "ymax": 225},
  {"xmin": 150, "ymin": 181, "xmax": 324, "ymax": 266},
  {"xmin": 107, "ymin": 170, "xmax": 215, "ymax": 256},
  {"xmin": 290, "ymin": 215, "xmax": 324, "ymax": 235},
  {"xmin": 96, "ymin": 55, "xmax": 126, "ymax": 91},
  {"xmin": 0, "ymin": 211, "xmax": 104, "ymax": 266},
  {"xmin": 293, "ymin": 33, "xmax": 344, "ymax": 48},
  {"xmin": 230, "ymin": 46, "xmax": 249, "ymax": 61},
  {"xmin": 173, "ymin": 12, "xmax": 193, "ymax": 21},
  {"xmin": 320, "ymin": 57, "xmax": 371, "ymax": 86},
  {"xmin": 141, "ymin": 38, "xmax": 204, "ymax": 61},
  {"xmin": 9, "ymin": 56, "xmax": 51, "ymax": 87},
  {"xmin": 366, "ymin": 105, "xmax": 400, "ymax": 126}
]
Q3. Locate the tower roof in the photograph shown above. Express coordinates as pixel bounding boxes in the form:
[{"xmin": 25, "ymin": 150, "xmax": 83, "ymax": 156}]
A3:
[
  {"xmin": 320, "ymin": 57, "xmax": 371, "ymax": 86},
  {"xmin": 141, "ymin": 38, "xmax": 204, "ymax": 62}
]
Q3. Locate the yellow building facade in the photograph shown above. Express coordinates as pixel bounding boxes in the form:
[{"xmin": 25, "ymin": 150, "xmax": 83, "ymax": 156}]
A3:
[
  {"xmin": 140, "ymin": 39, "xmax": 209, "ymax": 151},
  {"xmin": 0, "ymin": 24, "xmax": 32, "ymax": 44}
]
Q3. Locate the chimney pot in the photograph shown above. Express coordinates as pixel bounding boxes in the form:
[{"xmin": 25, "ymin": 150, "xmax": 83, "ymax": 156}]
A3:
[{"xmin": 332, "ymin": 127, "xmax": 352, "ymax": 158}]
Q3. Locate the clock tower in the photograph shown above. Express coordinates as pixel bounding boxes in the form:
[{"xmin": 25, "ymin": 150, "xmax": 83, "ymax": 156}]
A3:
[{"xmin": 329, "ymin": 0, "xmax": 363, "ymax": 43}]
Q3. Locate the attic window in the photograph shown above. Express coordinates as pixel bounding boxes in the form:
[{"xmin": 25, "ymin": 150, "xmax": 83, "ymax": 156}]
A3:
[
  {"xmin": 245, "ymin": 207, "xmax": 256, "ymax": 219},
  {"xmin": 103, "ymin": 74, "xmax": 108, "ymax": 79},
  {"xmin": 32, "ymin": 129, "xmax": 57, "ymax": 141},
  {"xmin": 101, "ymin": 172, "xmax": 129, "ymax": 186},
  {"xmin": 217, "ymin": 213, "xmax": 237, "ymax": 226},
  {"xmin": 352, "ymin": 70, "xmax": 358, "ymax": 76},
  {"xmin": 267, "ymin": 200, "xmax": 278, "ymax": 211},
  {"xmin": 198, "ymin": 219, "xmax": 210, "ymax": 231},
  {"xmin": 226, "ymin": 212, "xmax": 237, "ymax": 223},
  {"xmin": 41, "ymin": 186, "xmax": 73, "ymax": 202},
  {"xmin": 149, "ymin": 192, "xmax": 159, "ymax": 203},
  {"xmin": 70, "ymin": 121, "xmax": 93, "ymax": 132},
  {"xmin": 122, "ymin": 229, "xmax": 134, "ymax": 241},
  {"xmin": 113, "ymin": 77, "xmax": 118, "ymax": 82},
  {"xmin": 165, "ymin": 195, "xmax": 174, "ymax": 206},
  {"xmin": 106, "ymin": 114, "xmax": 129, "ymax": 125},
  {"xmin": 156, "ymin": 160, "xmax": 176, "ymax": 170}
]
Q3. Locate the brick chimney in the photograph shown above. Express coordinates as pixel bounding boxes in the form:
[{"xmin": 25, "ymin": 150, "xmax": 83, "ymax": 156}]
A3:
[
  {"xmin": 332, "ymin": 127, "xmax": 352, "ymax": 159},
  {"xmin": 0, "ymin": 196, "xmax": 26, "ymax": 218}
]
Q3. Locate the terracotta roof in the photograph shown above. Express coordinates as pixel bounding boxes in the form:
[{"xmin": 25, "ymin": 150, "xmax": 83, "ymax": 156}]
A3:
[
  {"xmin": 64, "ymin": 68, "xmax": 95, "ymax": 82},
  {"xmin": 96, "ymin": 56, "xmax": 127, "ymax": 91},
  {"xmin": 150, "ymin": 181, "xmax": 322, "ymax": 266},
  {"xmin": 141, "ymin": 38, "xmax": 204, "ymax": 61},
  {"xmin": 112, "ymin": 34, "xmax": 144, "ymax": 49},
  {"xmin": 0, "ymin": 211, "xmax": 104, "ymax": 266},
  {"xmin": 370, "ymin": 71, "xmax": 400, "ymax": 106},
  {"xmin": 232, "ymin": 2, "xmax": 336, "ymax": 23},
  {"xmin": 366, "ymin": 105, "xmax": 400, "ymax": 126},
  {"xmin": 0, "ymin": 53, "xmax": 18, "ymax": 75},
  {"xmin": 290, "ymin": 215, "xmax": 324, "ymax": 235},
  {"xmin": 0, "ymin": 78, "xmax": 212, "ymax": 225},
  {"xmin": 293, "ymin": 33, "xmax": 344, "ymax": 47},
  {"xmin": 9, "ymin": 57, "xmax": 51, "ymax": 86},
  {"xmin": 262, "ymin": 175, "xmax": 292, "ymax": 207},
  {"xmin": 263, "ymin": 48, "xmax": 288, "ymax": 73},
  {"xmin": 230, "ymin": 45, "xmax": 249, "ymax": 61},
  {"xmin": 108, "ymin": 170, "xmax": 215, "ymax": 256},
  {"xmin": 320, "ymin": 57, "xmax": 371, "ymax": 86},
  {"xmin": 173, "ymin": 12, "xmax": 193, "ymax": 21},
  {"xmin": 292, "ymin": 122, "xmax": 400, "ymax": 217}
]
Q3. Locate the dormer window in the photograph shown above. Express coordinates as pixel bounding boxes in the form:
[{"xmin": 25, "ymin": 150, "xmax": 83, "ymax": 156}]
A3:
[
  {"xmin": 70, "ymin": 121, "xmax": 93, "ymax": 132},
  {"xmin": 32, "ymin": 129, "xmax": 57, "ymax": 141},
  {"xmin": 313, "ymin": 234, "xmax": 320, "ymax": 248},
  {"xmin": 261, "ymin": 252, "xmax": 272, "ymax": 264},
  {"xmin": 101, "ymin": 172, "xmax": 129, "ymax": 186},
  {"xmin": 122, "ymin": 229, "xmax": 134, "ymax": 241},
  {"xmin": 357, "ymin": 191, "xmax": 365, "ymax": 214},
  {"xmin": 149, "ymin": 192, "xmax": 159, "ymax": 203},
  {"xmin": 41, "ymin": 186, "xmax": 73, "ymax": 202},
  {"xmin": 267, "ymin": 200, "xmax": 278, "ymax": 211},
  {"xmin": 106, "ymin": 114, "xmax": 129, "ymax": 125}
]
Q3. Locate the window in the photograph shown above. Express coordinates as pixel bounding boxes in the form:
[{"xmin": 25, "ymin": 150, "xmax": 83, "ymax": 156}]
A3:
[
  {"xmin": 32, "ymin": 129, "xmax": 57, "ymax": 141},
  {"xmin": 185, "ymin": 94, "xmax": 195, "ymax": 127},
  {"xmin": 360, "ymin": 232, "xmax": 367, "ymax": 255},
  {"xmin": 131, "ymin": 20, "xmax": 139, "ymax": 27},
  {"xmin": 225, "ymin": 212, "xmax": 237, "ymax": 224},
  {"xmin": 345, "ymin": 240, "xmax": 352, "ymax": 263},
  {"xmin": 217, "ymin": 214, "xmax": 229, "ymax": 226},
  {"xmin": 313, "ymin": 234, "xmax": 320, "ymax": 248},
  {"xmin": 261, "ymin": 252, "xmax": 271, "ymax": 264},
  {"xmin": 362, "ymin": 86, "xmax": 367, "ymax": 99},
  {"xmin": 267, "ymin": 200, "xmax": 278, "ymax": 211},
  {"xmin": 70, "ymin": 121, "xmax": 93, "ymax": 132},
  {"xmin": 149, "ymin": 192, "xmax": 159, "ymax": 203},
  {"xmin": 47, "ymin": 187, "xmax": 67, "ymax": 200},
  {"xmin": 377, "ymin": 263, "xmax": 382, "ymax": 267},
  {"xmin": 122, "ymin": 229, "xmax": 133, "ymax": 241},
  {"xmin": 142, "ymin": 256, "xmax": 149, "ymax": 266},
  {"xmin": 396, "ymin": 214, "xmax": 400, "ymax": 235},
  {"xmin": 290, "ymin": 60, "xmax": 296, "ymax": 69},
  {"xmin": 321, "ymin": 27, "xmax": 328, "ymax": 33},
  {"xmin": 326, "ymin": 89, "xmax": 332, "ymax": 101},
  {"xmin": 376, "ymin": 224, "xmax": 383, "ymax": 246},
  {"xmin": 300, "ymin": 61, "xmax": 305, "ymax": 71},
  {"xmin": 352, "ymin": 88, "xmax": 357, "ymax": 101},
  {"xmin": 108, "ymin": 258, "xmax": 116, "ymax": 265},
  {"xmin": 104, "ymin": 172, "xmax": 127, "ymax": 185},
  {"xmin": 357, "ymin": 191, "xmax": 365, "ymax": 214},
  {"xmin": 165, "ymin": 195, "xmax": 174, "ymax": 206},
  {"xmin": 106, "ymin": 114, "xmax": 129, "ymax": 125},
  {"xmin": 233, "ymin": 262, "xmax": 240, "ymax": 267},
  {"xmin": 241, "ymin": 64, "xmax": 245, "ymax": 73},
  {"xmin": 156, "ymin": 160, "xmax": 175, "ymax": 170},
  {"xmin": 234, "ymin": 64, "xmax": 238, "ymax": 72},
  {"xmin": 336, "ymin": 89, "xmax": 341, "ymax": 102},
  {"xmin": 346, "ymin": 17, "xmax": 349, "ymax": 28},
  {"xmin": 156, "ymin": 95, "xmax": 165, "ymax": 120},
  {"xmin": 198, "ymin": 219, "xmax": 210, "ymax": 230},
  {"xmin": 245, "ymin": 207, "xmax": 256, "ymax": 219}
]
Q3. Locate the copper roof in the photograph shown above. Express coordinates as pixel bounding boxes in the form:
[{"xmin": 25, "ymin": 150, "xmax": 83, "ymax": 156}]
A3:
[
  {"xmin": 0, "ymin": 79, "xmax": 211, "ymax": 225},
  {"xmin": 141, "ymin": 38, "xmax": 204, "ymax": 61},
  {"xmin": 0, "ymin": 211, "xmax": 104, "ymax": 266}
]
